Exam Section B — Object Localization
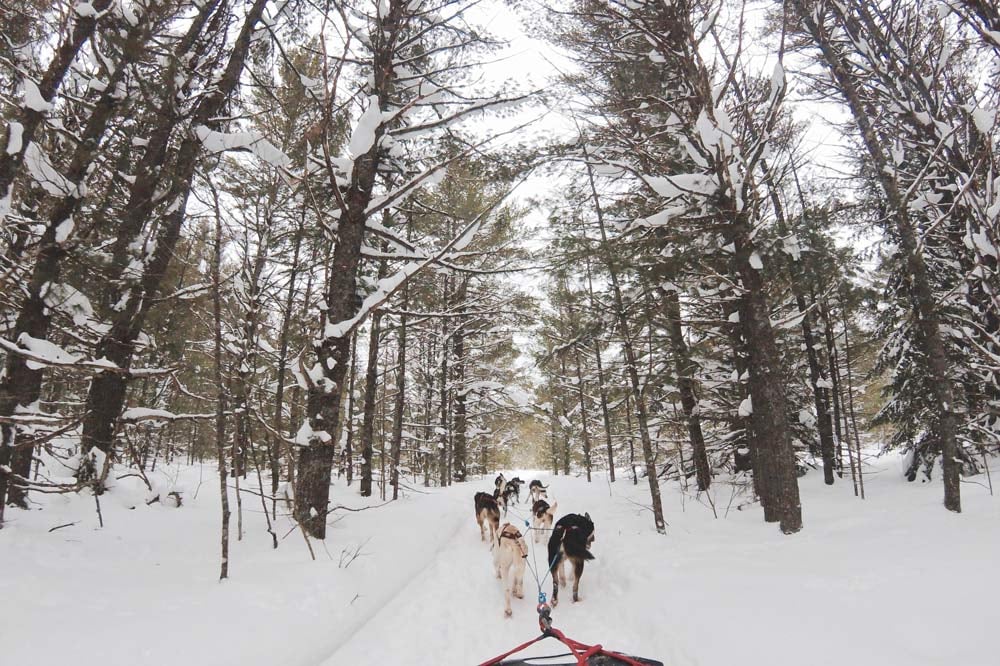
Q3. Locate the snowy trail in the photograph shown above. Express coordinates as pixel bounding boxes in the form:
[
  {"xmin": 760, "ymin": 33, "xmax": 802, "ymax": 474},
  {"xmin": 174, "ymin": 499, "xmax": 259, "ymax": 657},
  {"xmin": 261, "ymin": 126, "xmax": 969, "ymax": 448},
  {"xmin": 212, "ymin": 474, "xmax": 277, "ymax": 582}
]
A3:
[
  {"xmin": 318, "ymin": 466, "xmax": 1000, "ymax": 666},
  {"xmin": 3, "ymin": 457, "xmax": 1000, "ymax": 666},
  {"xmin": 321, "ymin": 474, "xmax": 692, "ymax": 665}
]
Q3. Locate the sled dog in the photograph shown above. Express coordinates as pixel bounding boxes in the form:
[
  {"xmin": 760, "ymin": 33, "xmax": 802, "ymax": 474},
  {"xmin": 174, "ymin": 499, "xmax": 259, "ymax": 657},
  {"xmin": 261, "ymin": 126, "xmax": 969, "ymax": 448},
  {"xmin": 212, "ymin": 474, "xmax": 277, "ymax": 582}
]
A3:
[
  {"xmin": 493, "ymin": 522, "xmax": 528, "ymax": 617},
  {"xmin": 529, "ymin": 479, "xmax": 548, "ymax": 503},
  {"xmin": 474, "ymin": 491, "xmax": 501, "ymax": 542},
  {"xmin": 531, "ymin": 500, "xmax": 558, "ymax": 543},
  {"xmin": 547, "ymin": 512, "xmax": 595, "ymax": 606}
]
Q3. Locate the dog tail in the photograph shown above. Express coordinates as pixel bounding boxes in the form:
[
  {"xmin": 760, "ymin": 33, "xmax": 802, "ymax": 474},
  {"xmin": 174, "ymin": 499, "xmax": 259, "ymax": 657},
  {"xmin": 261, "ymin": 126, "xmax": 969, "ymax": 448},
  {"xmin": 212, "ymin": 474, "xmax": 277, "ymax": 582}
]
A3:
[{"xmin": 547, "ymin": 501, "xmax": 558, "ymax": 516}]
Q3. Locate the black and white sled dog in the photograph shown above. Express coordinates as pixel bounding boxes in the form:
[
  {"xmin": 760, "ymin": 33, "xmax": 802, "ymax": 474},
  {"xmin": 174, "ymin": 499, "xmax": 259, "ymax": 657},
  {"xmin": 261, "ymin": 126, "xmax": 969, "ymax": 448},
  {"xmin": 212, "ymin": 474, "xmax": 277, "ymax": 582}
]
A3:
[
  {"xmin": 503, "ymin": 477, "xmax": 524, "ymax": 505},
  {"xmin": 474, "ymin": 491, "xmax": 501, "ymax": 542},
  {"xmin": 494, "ymin": 473, "xmax": 506, "ymax": 492},
  {"xmin": 547, "ymin": 512, "xmax": 595, "ymax": 606},
  {"xmin": 531, "ymin": 499, "xmax": 557, "ymax": 543},
  {"xmin": 528, "ymin": 479, "xmax": 548, "ymax": 503}
]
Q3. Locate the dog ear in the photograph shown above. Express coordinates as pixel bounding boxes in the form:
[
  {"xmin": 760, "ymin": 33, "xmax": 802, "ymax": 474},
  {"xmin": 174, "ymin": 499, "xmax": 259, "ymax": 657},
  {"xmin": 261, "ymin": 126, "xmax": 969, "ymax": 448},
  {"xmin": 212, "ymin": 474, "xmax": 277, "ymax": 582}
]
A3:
[{"xmin": 585, "ymin": 512, "xmax": 591, "ymax": 521}]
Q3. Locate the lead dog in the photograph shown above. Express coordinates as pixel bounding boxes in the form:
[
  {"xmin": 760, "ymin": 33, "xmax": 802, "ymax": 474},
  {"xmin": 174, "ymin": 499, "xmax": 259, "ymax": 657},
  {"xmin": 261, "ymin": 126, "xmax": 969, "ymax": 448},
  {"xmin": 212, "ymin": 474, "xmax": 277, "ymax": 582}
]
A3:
[
  {"xmin": 532, "ymin": 500, "xmax": 557, "ymax": 543},
  {"xmin": 474, "ymin": 491, "xmax": 501, "ymax": 542},
  {"xmin": 504, "ymin": 477, "xmax": 524, "ymax": 504},
  {"xmin": 500, "ymin": 482, "xmax": 520, "ymax": 514},
  {"xmin": 492, "ymin": 486, "xmax": 507, "ymax": 516},
  {"xmin": 547, "ymin": 512, "xmax": 595, "ymax": 606},
  {"xmin": 493, "ymin": 522, "xmax": 528, "ymax": 617},
  {"xmin": 529, "ymin": 479, "xmax": 548, "ymax": 503}
]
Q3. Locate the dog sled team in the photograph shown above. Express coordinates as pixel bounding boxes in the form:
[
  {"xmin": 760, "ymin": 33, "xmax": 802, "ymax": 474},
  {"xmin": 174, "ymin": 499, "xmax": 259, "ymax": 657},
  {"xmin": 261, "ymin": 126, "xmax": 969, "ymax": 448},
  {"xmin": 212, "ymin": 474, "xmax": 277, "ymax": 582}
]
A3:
[{"xmin": 473, "ymin": 473, "xmax": 596, "ymax": 618}]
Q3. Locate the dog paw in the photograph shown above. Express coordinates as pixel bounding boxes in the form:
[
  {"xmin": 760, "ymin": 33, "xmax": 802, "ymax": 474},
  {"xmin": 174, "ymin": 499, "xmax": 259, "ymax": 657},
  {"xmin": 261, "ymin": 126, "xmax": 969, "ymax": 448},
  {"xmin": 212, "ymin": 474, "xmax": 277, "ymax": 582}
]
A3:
[
  {"xmin": 514, "ymin": 592, "xmax": 523, "ymax": 599},
  {"xmin": 504, "ymin": 609, "xmax": 512, "ymax": 618}
]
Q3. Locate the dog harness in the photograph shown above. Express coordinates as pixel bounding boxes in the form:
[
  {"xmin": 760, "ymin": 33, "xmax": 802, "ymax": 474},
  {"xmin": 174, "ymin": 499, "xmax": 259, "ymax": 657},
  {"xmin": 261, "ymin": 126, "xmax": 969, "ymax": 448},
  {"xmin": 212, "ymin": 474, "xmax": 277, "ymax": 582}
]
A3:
[{"xmin": 498, "ymin": 524, "xmax": 529, "ymax": 558}]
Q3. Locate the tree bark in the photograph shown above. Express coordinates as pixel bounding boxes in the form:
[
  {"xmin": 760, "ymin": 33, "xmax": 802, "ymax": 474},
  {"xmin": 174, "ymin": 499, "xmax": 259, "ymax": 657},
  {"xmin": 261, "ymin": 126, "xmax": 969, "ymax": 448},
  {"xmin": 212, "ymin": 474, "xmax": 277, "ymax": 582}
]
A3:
[
  {"xmin": 359, "ymin": 302, "xmax": 383, "ymax": 498},
  {"xmin": 271, "ymin": 212, "xmax": 305, "ymax": 512},
  {"xmin": 389, "ymin": 286, "xmax": 408, "ymax": 500},
  {"xmin": 660, "ymin": 287, "xmax": 711, "ymax": 491},
  {"xmin": 438, "ymin": 275, "xmax": 450, "ymax": 487},
  {"xmin": 795, "ymin": 289, "xmax": 836, "ymax": 485},
  {"xmin": 572, "ymin": 345, "xmax": 593, "ymax": 482},
  {"xmin": 212, "ymin": 192, "xmax": 231, "ymax": 580},
  {"xmin": 585, "ymin": 258, "xmax": 616, "ymax": 482},
  {"xmin": 728, "ymin": 220, "xmax": 803, "ymax": 533},
  {"xmin": 451, "ymin": 280, "xmax": 469, "ymax": 482}
]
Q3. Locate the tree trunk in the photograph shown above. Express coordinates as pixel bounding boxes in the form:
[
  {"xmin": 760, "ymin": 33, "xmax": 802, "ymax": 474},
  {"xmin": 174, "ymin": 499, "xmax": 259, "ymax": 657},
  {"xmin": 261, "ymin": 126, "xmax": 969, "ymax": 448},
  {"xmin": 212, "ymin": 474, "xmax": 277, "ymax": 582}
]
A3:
[
  {"xmin": 438, "ymin": 276, "xmax": 450, "ymax": 487},
  {"xmin": 572, "ymin": 346, "xmax": 593, "ymax": 482},
  {"xmin": 549, "ymin": 403, "xmax": 560, "ymax": 475},
  {"xmin": 451, "ymin": 283, "xmax": 468, "ymax": 483},
  {"xmin": 762, "ymin": 157, "xmax": 836, "ymax": 485},
  {"xmin": 585, "ymin": 155, "xmax": 666, "ymax": 533},
  {"xmin": 212, "ymin": 194, "xmax": 231, "ymax": 580},
  {"xmin": 271, "ymin": 211, "xmax": 305, "ymax": 513},
  {"xmin": 795, "ymin": 289, "xmax": 836, "ymax": 485},
  {"xmin": 295, "ymin": 2, "xmax": 409, "ymax": 536},
  {"xmin": 359, "ymin": 305, "xmax": 383, "ymax": 498},
  {"xmin": 840, "ymin": 298, "xmax": 866, "ymax": 499},
  {"xmin": 727, "ymin": 213, "xmax": 803, "ymax": 533},
  {"xmin": 585, "ymin": 258, "xmax": 616, "ymax": 482},
  {"xmin": 660, "ymin": 287, "xmax": 711, "ymax": 491},
  {"xmin": 389, "ymin": 286, "xmax": 408, "ymax": 500}
]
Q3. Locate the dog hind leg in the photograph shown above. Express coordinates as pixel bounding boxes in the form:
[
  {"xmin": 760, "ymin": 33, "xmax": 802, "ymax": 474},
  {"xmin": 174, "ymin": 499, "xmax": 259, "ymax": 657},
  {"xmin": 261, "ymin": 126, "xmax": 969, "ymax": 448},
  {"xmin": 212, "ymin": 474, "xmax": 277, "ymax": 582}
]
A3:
[
  {"xmin": 501, "ymin": 560, "xmax": 512, "ymax": 617},
  {"xmin": 549, "ymin": 553, "xmax": 561, "ymax": 606},
  {"xmin": 513, "ymin": 556, "xmax": 526, "ymax": 599},
  {"xmin": 572, "ymin": 558, "xmax": 585, "ymax": 602}
]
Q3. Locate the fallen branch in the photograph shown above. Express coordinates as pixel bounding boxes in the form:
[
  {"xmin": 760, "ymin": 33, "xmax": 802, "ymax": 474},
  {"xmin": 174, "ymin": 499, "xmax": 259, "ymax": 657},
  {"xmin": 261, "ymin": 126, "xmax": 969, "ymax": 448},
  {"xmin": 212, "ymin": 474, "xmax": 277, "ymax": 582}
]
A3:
[{"xmin": 48, "ymin": 521, "xmax": 78, "ymax": 533}]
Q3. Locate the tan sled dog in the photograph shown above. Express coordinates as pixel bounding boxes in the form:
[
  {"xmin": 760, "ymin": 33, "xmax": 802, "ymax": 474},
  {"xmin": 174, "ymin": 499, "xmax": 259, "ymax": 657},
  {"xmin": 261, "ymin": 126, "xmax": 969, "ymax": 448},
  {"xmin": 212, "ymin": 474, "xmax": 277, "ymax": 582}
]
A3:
[{"xmin": 493, "ymin": 522, "xmax": 529, "ymax": 617}]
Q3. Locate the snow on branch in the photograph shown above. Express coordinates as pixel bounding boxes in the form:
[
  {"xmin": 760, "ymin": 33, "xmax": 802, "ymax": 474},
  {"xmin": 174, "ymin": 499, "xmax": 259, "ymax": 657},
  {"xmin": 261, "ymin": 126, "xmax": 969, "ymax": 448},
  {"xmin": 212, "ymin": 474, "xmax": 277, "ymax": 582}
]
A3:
[
  {"xmin": 323, "ymin": 179, "xmax": 526, "ymax": 340},
  {"xmin": 120, "ymin": 408, "xmax": 218, "ymax": 424},
  {"xmin": 194, "ymin": 126, "xmax": 292, "ymax": 169},
  {"xmin": 386, "ymin": 93, "xmax": 533, "ymax": 139},
  {"xmin": 365, "ymin": 113, "xmax": 542, "ymax": 220},
  {"xmin": 0, "ymin": 336, "xmax": 173, "ymax": 377}
]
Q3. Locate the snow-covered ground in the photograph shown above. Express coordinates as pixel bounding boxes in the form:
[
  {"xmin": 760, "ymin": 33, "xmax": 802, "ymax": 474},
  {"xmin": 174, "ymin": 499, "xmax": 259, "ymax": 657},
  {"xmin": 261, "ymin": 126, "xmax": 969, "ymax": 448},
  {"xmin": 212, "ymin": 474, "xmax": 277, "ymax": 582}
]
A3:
[{"xmin": 2, "ymin": 454, "xmax": 998, "ymax": 665}]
